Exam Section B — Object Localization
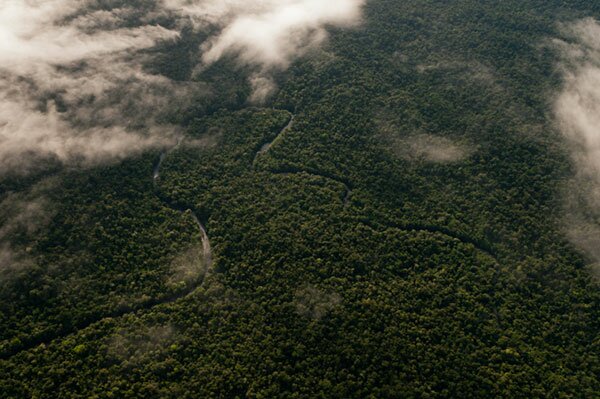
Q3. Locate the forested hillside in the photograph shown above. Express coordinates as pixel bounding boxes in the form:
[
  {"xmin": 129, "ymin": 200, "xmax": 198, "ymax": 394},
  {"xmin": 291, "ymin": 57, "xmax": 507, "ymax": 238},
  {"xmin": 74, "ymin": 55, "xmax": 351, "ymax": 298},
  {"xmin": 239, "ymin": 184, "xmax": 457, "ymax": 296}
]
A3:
[{"xmin": 0, "ymin": 0, "xmax": 599, "ymax": 397}]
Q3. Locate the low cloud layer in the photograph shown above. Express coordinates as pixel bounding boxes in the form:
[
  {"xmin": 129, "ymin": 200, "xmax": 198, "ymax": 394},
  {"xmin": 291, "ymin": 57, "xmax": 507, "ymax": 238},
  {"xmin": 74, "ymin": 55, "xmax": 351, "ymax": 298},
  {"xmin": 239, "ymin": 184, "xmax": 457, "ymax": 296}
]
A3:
[
  {"xmin": 554, "ymin": 18, "xmax": 600, "ymax": 275},
  {"xmin": 0, "ymin": 0, "xmax": 182, "ymax": 174},
  {"xmin": 391, "ymin": 134, "xmax": 470, "ymax": 164},
  {"xmin": 172, "ymin": 0, "xmax": 365, "ymax": 102},
  {"xmin": 294, "ymin": 284, "xmax": 341, "ymax": 321},
  {"xmin": 109, "ymin": 323, "xmax": 178, "ymax": 362},
  {"xmin": 0, "ymin": 0, "xmax": 365, "ymax": 175},
  {"xmin": 167, "ymin": 243, "xmax": 205, "ymax": 288},
  {"xmin": 0, "ymin": 178, "xmax": 57, "ymax": 283},
  {"xmin": 375, "ymin": 109, "xmax": 472, "ymax": 164},
  {"xmin": 188, "ymin": 0, "xmax": 364, "ymax": 68}
]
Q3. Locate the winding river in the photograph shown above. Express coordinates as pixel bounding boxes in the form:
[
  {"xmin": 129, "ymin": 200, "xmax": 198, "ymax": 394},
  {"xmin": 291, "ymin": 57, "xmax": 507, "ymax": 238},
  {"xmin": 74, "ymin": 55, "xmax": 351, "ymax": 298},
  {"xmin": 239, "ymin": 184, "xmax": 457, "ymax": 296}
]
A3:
[
  {"xmin": 252, "ymin": 113, "xmax": 295, "ymax": 167},
  {"xmin": 2, "ymin": 110, "xmax": 501, "ymax": 361},
  {"xmin": 253, "ymin": 113, "xmax": 352, "ymax": 207},
  {"xmin": 1, "ymin": 144, "xmax": 212, "ymax": 360},
  {"xmin": 154, "ymin": 140, "xmax": 213, "ymax": 273}
]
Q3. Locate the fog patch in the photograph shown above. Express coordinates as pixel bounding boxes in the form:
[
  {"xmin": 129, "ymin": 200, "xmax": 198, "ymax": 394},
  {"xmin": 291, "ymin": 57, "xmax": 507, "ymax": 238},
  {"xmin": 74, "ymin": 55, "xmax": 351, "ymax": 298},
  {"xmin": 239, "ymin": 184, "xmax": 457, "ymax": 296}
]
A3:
[
  {"xmin": 376, "ymin": 111, "xmax": 471, "ymax": 164},
  {"xmin": 167, "ymin": 244, "xmax": 206, "ymax": 289},
  {"xmin": 108, "ymin": 323, "xmax": 179, "ymax": 363},
  {"xmin": 390, "ymin": 134, "xmax": 471, "ymax": 163},
  {"xmin": 249, "ymin": 74, "xmax": 277, "ymax": 104},
  {"xmin": 0, "ymin": 195, "xmax": 53, "ymax": 239},
  {"xmin": 167, "ymin": 0, "xmax": 364, "ymax": 67},
  {"xmin": 0, "ymin": 180, "xmax": 57, "ymax": 282},
  {"xmin": 167, "ymin": 0, "xmax": 365, "ymax": 101},
  {"xmin": 415, "ymin": 58, "xmax": 501, "ymax": 90},
  {"xmin": 294, "ymin": 284, "xmax": 341, "ymax": 321},
  {"xmin": 554, "ymin": 18, "xmax": 600, "ymax": 274},
  {"xmin": 184, "ymin": 125, "xmax": 224, "ymax": 150},
  {"xmin": 0, "ymin": 244, "xmax": 36, "ymax": 286},
  {"xmin": 0, "ymin": 0, "xmax": 365, "ymax": 174},
  {"xmin": 563, "ymin": 206, "xmax": 600, "ymax": 280},
  {"xmin": 0, "ymin": 0, "xmax": 188, "ymax": 175}
]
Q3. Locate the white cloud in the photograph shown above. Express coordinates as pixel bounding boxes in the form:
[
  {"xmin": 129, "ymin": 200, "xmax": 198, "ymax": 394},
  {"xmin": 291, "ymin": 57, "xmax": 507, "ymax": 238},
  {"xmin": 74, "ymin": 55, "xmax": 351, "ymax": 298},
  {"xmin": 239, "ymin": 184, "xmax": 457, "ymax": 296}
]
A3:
[
  {"xmin": 248, "ymin": 74, "xmax": 277, "ymax": 104},
  {"xmin": 198, "ymin": 0, "xmax": 364, "ymax": 68},
  {"xmin": 0, "ymin": 0, "xmax": 365, "ymax": 173},
  {"xmin": 0, "ymin": 0, "xmax": 180, "ymax": 174},
  {"xmin": 0, "ymin": 2, "xmax": 174, "ymax": 70},
  {"xmin": 555, "ymin": 18, "xmax": 600, "ymax": 274},
  {"xmin": 166, "ymin": 0, "xmax": 365, "ymax": 102}
]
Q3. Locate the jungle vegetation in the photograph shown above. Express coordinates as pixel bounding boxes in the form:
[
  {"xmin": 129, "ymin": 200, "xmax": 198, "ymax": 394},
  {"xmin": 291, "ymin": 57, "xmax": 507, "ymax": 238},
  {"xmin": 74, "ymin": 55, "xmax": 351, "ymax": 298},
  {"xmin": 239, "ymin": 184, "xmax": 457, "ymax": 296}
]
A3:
[{"xmin": 0, "ymin": 0, "xmax": 599, "ymax": 397}]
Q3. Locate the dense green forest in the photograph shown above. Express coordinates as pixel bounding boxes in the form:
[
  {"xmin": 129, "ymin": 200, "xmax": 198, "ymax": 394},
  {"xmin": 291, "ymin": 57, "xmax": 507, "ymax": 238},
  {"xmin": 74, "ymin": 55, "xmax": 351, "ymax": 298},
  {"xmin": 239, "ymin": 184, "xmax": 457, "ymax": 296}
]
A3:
[{"xmin": 1, "ymin": 0, "xmax": 599, "ymax": 397}]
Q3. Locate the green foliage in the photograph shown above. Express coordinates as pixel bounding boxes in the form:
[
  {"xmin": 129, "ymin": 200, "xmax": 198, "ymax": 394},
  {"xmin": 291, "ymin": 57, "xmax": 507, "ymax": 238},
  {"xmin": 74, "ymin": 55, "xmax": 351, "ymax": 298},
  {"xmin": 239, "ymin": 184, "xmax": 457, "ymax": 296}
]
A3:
[{"xmin": 1, "ymin": 0, "xmax": 599, "ymax": 398}]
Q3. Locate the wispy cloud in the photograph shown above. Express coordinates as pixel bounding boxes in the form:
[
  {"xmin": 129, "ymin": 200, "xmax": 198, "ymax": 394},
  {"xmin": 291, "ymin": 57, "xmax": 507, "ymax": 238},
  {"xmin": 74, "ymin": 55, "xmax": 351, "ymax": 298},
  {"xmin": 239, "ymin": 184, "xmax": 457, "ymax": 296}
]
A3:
[
  {"xmin": 554, "ymin": 18, "xmax": 600, "ymax": 275},
  {"xmin": 197, "ymin": 0, "xmax": 364, "ymax": 68},
  {"xmin": 0, "ymin": 178, "xmax": 57, "ymax": 282},
  {"xmin": 167, "ymin": 0, "xmax": 365, "ymax": 102},
  {"xmin": 0, "ymin": 0, "xmax": 185, "ymax": 174},
  {"xmin": 294, "ymin": 284, "xmax": 341, "ymax": 321},
  {"xmin": 392, "ymin": 134, "xmax": 471, "ymax": 164},
  {"xmin": 0, "ymin": 0, "xmax": 365, "ymax": 175}
]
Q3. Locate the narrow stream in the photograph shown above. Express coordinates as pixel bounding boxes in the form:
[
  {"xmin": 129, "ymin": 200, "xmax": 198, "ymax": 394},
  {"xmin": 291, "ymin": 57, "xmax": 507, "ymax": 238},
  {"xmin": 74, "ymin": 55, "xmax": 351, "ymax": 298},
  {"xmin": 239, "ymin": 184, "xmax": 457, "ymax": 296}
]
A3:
[
  {"xmin": 0, "ymin": 145, "xmax": 213, "ymax": 360},
  {"xmin": 253, "ymin": 114, "xmax": 295, "ymax": 167},
  {"xmin": 154, "ymin": 142, "xmax": 212, "ymax": 272},
  {"xmin": 1, "ymin": 110, "xmax": 498, "ymax": 361}
]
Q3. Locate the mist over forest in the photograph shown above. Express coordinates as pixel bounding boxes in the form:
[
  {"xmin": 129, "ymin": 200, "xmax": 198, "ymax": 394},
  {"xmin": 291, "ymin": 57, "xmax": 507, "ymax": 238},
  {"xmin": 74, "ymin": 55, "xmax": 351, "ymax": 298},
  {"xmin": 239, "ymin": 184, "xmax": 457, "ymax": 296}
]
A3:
[{"xmin": 0, "ymin": 0, "xmax": 599, "ymax": 398}]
